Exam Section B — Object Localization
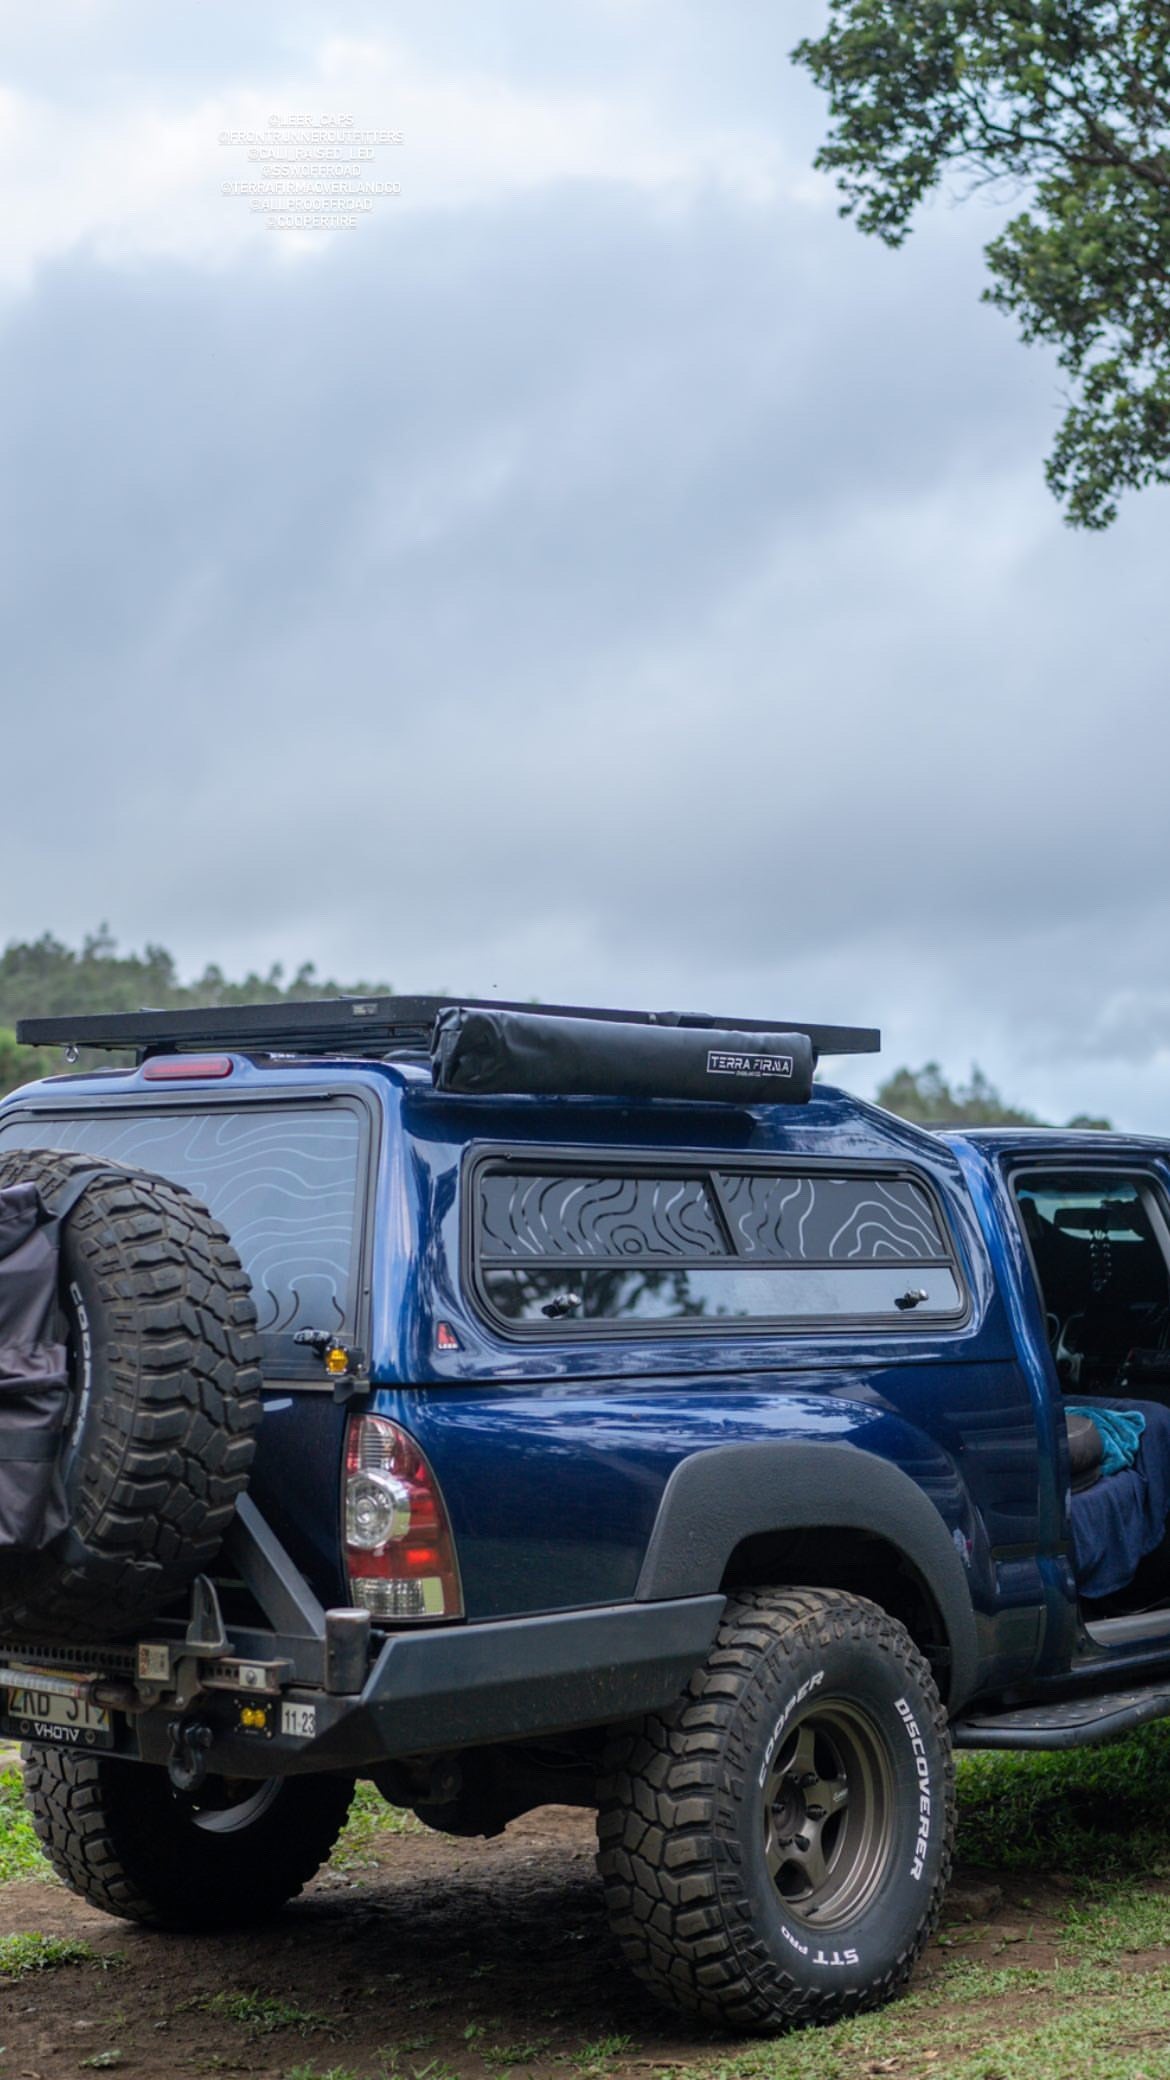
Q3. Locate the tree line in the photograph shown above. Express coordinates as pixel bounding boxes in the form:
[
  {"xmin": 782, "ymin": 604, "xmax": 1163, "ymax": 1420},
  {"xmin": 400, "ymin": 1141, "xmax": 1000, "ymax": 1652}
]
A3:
[
  {"xmin": 0, "ymin": 930, "xmax": 1110, "ymax": 1128},
  {"xmin": 873, "ymin": 1061, "xmax": 1111, "ymax": 1131},
  {"xmin": 0, "ymin": 929, "xmax": 390, "ymax": 1096}
]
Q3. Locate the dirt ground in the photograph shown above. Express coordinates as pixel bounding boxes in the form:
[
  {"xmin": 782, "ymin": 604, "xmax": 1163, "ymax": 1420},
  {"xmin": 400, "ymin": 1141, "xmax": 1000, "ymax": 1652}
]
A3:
[{"xmin": 0, "ymin": 1800, "xmax": 1073, "ymax": 2080}]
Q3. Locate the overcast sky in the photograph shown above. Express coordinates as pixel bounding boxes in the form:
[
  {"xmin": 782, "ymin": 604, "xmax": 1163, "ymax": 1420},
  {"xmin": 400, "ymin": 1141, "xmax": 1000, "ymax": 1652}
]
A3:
[{"xmin": 2, "ymin": 2, "xmax": 1169, "ymax": 1127}]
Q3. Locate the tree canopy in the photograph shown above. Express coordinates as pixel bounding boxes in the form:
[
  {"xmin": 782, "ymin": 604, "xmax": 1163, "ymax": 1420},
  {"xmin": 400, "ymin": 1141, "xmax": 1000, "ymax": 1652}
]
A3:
[
  {"xmin": 0, "ymin": 929, "xmax": 391, "ymax": 1098},
  {"xmin": 794, "ymin": 2, "xmax": 1170, "ymax": 528},
  {"xmin": 0, "ymin": 931, "xmax": 1116, "ymax": 1131},
  {"xmin": 876, "ymin": 1058, "xmax": 1111, "ymax": 1129}
]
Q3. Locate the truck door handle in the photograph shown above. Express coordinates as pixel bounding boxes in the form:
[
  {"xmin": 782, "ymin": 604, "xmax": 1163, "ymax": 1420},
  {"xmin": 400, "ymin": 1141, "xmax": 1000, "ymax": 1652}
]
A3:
[{"xmin": 895, "ymin": 1288, "xmax": 929, "ymax": 1312}]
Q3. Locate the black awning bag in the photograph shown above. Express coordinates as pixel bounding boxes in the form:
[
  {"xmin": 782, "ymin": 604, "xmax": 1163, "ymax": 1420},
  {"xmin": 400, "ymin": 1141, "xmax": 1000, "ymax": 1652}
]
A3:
[
  {"xmin": 431, "ymin": 1006, "xmax": 815, "ymax": 1105},
  {"xmin": 0, "ymin": 1182, "xmax": 71, "ymax": 1551}
]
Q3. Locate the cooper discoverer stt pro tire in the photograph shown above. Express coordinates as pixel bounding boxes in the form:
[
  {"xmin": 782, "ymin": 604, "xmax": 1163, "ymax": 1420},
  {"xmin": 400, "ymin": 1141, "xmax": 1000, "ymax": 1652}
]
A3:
[
  {"xmin": 597, "ymin": 1587, "xmax": 955, "ymax": 2033},
  {"xmin": 0, "ymin": 1148, "xmax": 262, "ymax": 1638}
]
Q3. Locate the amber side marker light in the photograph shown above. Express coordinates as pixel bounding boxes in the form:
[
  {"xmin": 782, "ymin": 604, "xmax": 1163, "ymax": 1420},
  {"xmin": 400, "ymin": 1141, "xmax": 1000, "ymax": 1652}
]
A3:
[{"xmin": 344, "ymin": 1415, "xmax": 463, "ymax": 1622}]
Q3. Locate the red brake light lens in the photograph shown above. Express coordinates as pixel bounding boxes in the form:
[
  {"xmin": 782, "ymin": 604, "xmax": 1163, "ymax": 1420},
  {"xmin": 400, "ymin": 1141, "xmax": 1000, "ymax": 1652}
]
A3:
[
  {"xmin": 142, "ymin": 1055, "xmax": 234, "ymax": 1081},
  {"xmin": 343, "ymin": 1415, "xmax": 463, "ymax": 1623}
]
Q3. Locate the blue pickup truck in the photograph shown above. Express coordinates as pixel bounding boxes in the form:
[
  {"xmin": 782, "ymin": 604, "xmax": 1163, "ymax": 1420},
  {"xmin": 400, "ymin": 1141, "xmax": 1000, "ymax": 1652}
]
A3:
[{"xmin": 0, "ymin": 995, "xmax": 1167, "ymax": 2034}]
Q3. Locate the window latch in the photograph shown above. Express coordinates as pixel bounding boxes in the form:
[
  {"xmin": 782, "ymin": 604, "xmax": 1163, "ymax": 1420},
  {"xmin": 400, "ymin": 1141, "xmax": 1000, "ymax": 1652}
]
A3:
[
  {"xmin": 541, "ymin": 1291, "xmax": 582, "ymax": 1320},
  {"xmin": 894, "ymin": 1288, "xmax": 929, "ymax": 1312}
]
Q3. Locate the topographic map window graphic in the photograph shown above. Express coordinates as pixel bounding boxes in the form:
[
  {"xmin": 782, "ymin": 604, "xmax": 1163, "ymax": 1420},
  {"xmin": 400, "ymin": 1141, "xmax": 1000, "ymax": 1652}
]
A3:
[
  {"xmin": 717, "ymin": 1173, "xmax": 945, "ymax": 1262},
  {"xmin": 0, "ymin": 1106, "xmax": 364, "ymax": 1357},
  {"xmin": 478, "ymin": 1171, "xmax": 725, "ymax": 1260},
  {"xmin": 475, "ymin": 1162, "xmax": 963, "ymax": 1328}
]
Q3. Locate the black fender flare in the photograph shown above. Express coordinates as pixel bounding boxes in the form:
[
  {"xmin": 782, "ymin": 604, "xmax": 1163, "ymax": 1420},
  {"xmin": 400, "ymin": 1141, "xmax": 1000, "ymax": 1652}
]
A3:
[{"xmin": 634, "ymin": 1441, "xmax": 979, "ymax": 1709}]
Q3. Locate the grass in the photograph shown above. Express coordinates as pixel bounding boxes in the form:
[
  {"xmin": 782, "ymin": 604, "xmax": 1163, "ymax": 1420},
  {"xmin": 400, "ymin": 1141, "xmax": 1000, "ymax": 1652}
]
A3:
[
  {"xmin": 0, "ymin": 1929, "xmax": 97, "ymax": 1976},
  {"xmin": 574, "ymin": 2037, "xmax": 633, "ymax": 2071},
  {"xmin": 283, "ymin": 2066, "xmax": 462, "ymax": 2080},
  {"xmin": 284, "ymin": 2068, "xmax": 412, "ymax": 2080},
  {"xmin": 285, "ymin": 2070, "xmax": 368, "ymax": 2080},
  {"xmin": 285, "ymin": 2069, "xmax": 369, "ymax": 2080},
  {"xmin": 684, "ymin": 1968, "xmax": 1170, "ymax": 2080},
  {"xmin": 1063, "ymin": 1882, "xmax": 1170, "ymax": 1956},
  {"xmin": 200, "ymin": 1990, "xmax": 335, "ymax": 2039},
  {"xmin": 955, "ymin": 1717, "xmax": 1170, "ymax": 1880},
  {"xmin": 0, "ymin": 1763, "xmax": 47, "ymax": 1881},
  {"xmin": 329, "ymin": 1781, "xmax": 423, "ymax": 1871}
]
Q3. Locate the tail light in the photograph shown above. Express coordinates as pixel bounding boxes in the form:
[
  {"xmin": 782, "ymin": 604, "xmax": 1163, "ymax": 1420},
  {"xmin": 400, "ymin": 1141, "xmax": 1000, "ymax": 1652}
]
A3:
[{"xmin": 343, "ymin": 1415, "xmax": 463, "ymax": 1623}]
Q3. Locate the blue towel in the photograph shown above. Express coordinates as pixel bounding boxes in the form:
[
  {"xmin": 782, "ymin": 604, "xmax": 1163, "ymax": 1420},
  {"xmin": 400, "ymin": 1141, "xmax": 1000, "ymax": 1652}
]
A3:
[
  {"xmin": 1067, "ymin": 1404, "xmax": 1146, "ymax": 1477},
  {"xmin": 1068, "ymin": 1397, "xmax": 1170, "ymax": 1598}
]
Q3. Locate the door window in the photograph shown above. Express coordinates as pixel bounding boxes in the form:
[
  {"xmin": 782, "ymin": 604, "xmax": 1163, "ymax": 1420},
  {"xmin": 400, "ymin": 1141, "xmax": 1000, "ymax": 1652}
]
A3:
[{"xmin": 1015, "ymin": 1172, "xmax": 1170, "ymax": 1393}]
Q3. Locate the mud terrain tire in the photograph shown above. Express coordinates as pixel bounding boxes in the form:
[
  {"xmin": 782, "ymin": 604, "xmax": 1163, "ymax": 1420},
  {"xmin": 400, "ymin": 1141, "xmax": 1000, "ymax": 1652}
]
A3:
[
  {"xmin": 23, "ymin": 1747, "xmax": 353, "ymax": 1926},
  {"xmin": 597, "ymin": 1587, "xmax": 954, "ymax": 2033},
  {"xmin": 0, "ymin": 1148, "xmax": 262, "ymax": 1638}
]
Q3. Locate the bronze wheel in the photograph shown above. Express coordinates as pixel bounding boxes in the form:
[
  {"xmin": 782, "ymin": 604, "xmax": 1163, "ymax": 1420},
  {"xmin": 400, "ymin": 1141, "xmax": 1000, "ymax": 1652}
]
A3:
[{"xmin": 762, "ymin": 1699, "xmax": 895, "ymax": 1929}]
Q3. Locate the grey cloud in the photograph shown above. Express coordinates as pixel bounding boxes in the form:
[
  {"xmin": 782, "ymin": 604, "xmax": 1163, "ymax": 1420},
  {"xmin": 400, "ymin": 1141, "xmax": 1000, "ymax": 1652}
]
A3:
[{"xmin": 1, "ymin": 10, "xmax": 1170, "ymax": 1132}]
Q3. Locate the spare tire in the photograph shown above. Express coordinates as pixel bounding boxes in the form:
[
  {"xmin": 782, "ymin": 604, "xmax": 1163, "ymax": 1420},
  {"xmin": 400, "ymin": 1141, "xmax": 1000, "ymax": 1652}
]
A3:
[{"xmin": 0, "ymin": 1149, "xmax": 262, "ymax": 1639}]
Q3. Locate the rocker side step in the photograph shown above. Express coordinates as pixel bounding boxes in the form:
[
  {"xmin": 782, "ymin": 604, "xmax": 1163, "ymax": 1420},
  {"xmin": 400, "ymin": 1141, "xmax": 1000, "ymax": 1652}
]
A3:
[{"xmin": 953, "ymin": 1681, "xmax": 1170, "ymax": 1751}]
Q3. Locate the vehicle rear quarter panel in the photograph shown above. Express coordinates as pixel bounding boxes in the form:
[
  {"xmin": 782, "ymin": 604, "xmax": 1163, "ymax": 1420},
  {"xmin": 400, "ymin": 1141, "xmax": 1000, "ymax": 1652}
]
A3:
[{"xmin": 369, "ymin": 1082, "xmax": 1048, "ymax": 1698}]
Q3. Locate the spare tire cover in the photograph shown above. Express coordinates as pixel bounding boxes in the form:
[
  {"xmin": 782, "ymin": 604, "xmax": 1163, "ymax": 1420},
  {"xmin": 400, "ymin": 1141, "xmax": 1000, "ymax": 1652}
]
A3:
[{"xmin": 0, "ymin": 1149, "xmax": 262, "ymax": 1640}]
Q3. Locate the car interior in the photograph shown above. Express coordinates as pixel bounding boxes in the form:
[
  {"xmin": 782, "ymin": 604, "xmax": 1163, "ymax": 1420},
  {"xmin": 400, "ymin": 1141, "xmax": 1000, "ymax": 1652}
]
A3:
[{"xmin": 1016, "ymin": 1171, "xmax": 1170, "ymax": 1621}]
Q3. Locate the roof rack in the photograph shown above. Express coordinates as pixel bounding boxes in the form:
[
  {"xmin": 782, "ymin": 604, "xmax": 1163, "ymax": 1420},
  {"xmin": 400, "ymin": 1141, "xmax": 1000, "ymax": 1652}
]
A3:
[{"xmin": 16, "ymin": 996, "xmax": 880, "ymax": 1065}]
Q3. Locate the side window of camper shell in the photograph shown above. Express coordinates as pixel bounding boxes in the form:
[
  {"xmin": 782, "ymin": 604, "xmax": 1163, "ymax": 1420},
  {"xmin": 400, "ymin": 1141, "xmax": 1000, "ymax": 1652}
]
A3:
[{"xmin": 469, "ymin": 1155, "xmax": 966, "ymax": 1334}]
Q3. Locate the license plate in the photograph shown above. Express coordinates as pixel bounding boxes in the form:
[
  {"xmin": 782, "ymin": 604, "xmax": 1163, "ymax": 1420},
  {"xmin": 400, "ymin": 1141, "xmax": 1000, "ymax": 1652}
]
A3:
[{"xmin": 3, "ymin": 1685, "xmax": 113, "ymax": 1748}]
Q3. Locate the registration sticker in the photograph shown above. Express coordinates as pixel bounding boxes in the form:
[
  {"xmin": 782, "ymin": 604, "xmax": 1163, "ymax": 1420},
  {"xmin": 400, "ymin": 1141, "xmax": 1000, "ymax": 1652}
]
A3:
[{"xmin": 281, "ymin": 1703, "xmax": 317, "ymax": 1739}]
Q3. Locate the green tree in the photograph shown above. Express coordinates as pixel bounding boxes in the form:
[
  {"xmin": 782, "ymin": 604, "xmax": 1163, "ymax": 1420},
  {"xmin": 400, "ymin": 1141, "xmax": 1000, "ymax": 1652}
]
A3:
[
  {"xmin": 794, "ymin": 3, "xmax": 1170, "ymax": 527},
  {"xmin": 0, "ymin": 928, "xmax": 388, "ymax": 1024},
  {"xmin": 0, "ymin": 930, "xmax": 392, "ymax": 1100},
  {"xmin": 876, "ymin": 1059, "xmax": 1111, "ymax": 1128},
  {"xmin": 0, "ymin": 1028, "xmax": 57, "ymax": 1101}
]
